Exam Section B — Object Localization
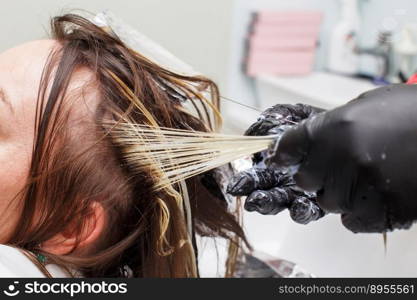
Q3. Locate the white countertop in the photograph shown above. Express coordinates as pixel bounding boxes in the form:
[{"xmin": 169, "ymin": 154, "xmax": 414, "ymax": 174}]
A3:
[{"xmin": 256, "ymin": 72, "xmax": 378, "ymax": 109}]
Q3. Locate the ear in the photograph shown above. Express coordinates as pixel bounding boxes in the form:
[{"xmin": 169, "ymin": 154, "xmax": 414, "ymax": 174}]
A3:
[{"xmin": 42, "ymin": 201, "xmax": 105, "ymax": 255}]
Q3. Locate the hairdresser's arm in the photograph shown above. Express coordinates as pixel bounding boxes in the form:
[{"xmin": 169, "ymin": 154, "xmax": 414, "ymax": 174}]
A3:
[{"xmin": 271, "ymin": 84, "xmax": 417, "ymax": 233}]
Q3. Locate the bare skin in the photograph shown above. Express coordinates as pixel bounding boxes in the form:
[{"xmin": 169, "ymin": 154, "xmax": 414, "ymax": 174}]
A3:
[{"xmin": 0, "ymin": 40, "xmax": 104, "ymax": 253}]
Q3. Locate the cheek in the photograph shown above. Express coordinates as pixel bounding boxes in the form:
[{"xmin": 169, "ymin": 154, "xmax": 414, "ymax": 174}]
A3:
[{"xmin": 0, "ymin": 141, "xmax": 32, "ymax": 242}]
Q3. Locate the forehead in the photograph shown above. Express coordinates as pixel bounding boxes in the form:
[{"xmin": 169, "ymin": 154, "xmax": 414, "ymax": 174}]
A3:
[
  {"xmin": 0, "ymin": 40, "xmax": 99, "ymax": 130},
  {"xmin": 0, "ymin": 41, "xmax": 57, "ymax": 134},
  {"xmin": 0, "ymin": 39, "xmax": 59, "ymax": 89},
  {"xmin": 0, "ymin": 40, "xmax": 59, "ymax": 115}
]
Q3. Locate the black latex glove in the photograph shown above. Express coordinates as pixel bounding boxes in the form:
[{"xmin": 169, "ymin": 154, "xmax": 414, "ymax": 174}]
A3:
[
  {"xmin": 227, "ymin": 104, "xmax": 325, "ymax": 224},
  {"xmin": 271, "ymin": 84, "xmax": 417, "ymax": 233}
]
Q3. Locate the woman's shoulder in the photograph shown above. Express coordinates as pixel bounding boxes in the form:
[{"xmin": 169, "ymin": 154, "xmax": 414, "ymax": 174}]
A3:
[{"xmin": 0, "ymin": 245, "xmax": 70, "ymax": 277}]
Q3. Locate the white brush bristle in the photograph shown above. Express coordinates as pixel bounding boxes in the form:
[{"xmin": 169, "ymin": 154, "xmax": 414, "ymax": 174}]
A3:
[{"xmin": 107, "ymin": 122, "xmax": 277, "ymax": 190}]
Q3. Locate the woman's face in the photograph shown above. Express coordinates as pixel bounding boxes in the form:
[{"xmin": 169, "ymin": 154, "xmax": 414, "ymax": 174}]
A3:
[
  {"xmin": 0, "ymin": 40, "xmax": 58, "ymax": 241},
  {"xmin": 0, "ymin": 40, "xmax": 98, "ymax": 242}
]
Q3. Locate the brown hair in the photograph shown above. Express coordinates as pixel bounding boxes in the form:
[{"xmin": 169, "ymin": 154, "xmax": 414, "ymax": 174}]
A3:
[{"xmin": 8, "ymin": 14, "xmax": 248, "ymax": 277}]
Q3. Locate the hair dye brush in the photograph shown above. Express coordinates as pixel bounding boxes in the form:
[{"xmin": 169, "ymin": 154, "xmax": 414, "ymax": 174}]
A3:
[{"xmin": 106, "ymin": 122, "xmax": 280, "ymax": 191}]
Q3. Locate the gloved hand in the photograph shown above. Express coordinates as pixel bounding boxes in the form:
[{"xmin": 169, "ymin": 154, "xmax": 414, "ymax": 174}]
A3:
[
  {"xmin": 271, "ymin": 84, "xmax": 417, "ymax": 233},
  {"xmin": 227, "ymin": 104, "xmax": 325, "ymax": 224}
]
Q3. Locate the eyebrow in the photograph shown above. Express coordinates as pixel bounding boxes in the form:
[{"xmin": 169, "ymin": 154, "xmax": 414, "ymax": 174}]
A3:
[{"xmin": 0, "ymin": 88, "xmax": 14, "ymax": 114}]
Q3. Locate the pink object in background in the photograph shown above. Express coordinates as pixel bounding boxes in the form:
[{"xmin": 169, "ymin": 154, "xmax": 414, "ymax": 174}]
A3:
[{"xmin": 246, "ymin": 11, "xmax": 323, "ymax": 76}]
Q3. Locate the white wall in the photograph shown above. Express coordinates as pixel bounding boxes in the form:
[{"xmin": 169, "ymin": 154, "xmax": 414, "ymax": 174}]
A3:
[
  {"xmin": 227, "ymin": 0, "xmax": 417, "ymax": 107},
  {"xmin": 226, "ymin": 0, "xmax": 339, "ymax": 109},
  {"xmin": 0, "ymin": 0, "xmax": 233, "ymax": 90},
  {"xmin": 359, "ymin": 0, "xmax": 417, "ymax": 76}
]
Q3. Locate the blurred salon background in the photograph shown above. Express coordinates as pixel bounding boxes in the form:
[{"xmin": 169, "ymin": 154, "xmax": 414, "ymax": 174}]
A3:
[{"xmin": 2, "ymin": 0, "xmax": 417, "ymax": 277}]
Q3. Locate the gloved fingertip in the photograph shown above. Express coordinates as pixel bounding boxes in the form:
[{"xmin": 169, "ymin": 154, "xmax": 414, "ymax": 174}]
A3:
[
  {"xmin": 226, "ymin": 174, "xmax": 254, "ymax": 195},
  {"xmin": 289, "ymin": 197, "xmax": 325, "ymax": 224},
  {"xmin": 244, "ymin": 199, "xmax": 258, "ymax": 212}
]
